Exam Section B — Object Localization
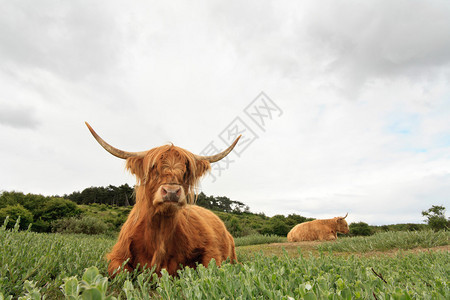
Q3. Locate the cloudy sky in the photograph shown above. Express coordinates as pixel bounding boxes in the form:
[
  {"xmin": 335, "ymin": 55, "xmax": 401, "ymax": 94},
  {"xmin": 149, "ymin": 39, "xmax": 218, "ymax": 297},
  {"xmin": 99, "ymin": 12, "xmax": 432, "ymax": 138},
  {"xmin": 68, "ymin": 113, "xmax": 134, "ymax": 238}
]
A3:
[{"xmin": 1, "ymin": 0, "xmax": 449, "ymax": 225}]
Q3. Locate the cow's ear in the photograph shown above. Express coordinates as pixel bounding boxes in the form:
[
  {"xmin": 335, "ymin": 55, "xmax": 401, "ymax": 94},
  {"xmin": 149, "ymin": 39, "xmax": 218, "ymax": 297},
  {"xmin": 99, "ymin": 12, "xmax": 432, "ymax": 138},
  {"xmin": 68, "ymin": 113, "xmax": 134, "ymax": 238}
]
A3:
[
  {"xmin": 195, "ymin": 160, "xmax": 211, "ymax": 178},
  {"xmin": 126, "ymin": 156, "xmax": 145, "ymax": 181}
]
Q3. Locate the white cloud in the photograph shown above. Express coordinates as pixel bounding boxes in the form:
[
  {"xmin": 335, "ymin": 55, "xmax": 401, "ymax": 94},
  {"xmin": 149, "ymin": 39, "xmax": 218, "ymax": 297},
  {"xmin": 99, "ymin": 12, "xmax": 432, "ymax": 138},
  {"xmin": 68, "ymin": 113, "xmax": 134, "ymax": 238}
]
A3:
[
  {"xmin": 0, "ymin": 102, "xmax": 40, "ymax": 129},
  {"xmin": 0, "ymin": 0, "xmax": 449, "ymax": 225}
]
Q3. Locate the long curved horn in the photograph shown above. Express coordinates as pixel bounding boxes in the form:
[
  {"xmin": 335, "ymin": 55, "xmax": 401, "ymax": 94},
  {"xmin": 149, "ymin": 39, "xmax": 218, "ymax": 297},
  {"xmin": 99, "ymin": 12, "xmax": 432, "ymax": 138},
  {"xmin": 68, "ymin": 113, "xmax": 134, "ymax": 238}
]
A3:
[
  {"xmin": 194, "ymin": 135, "xmax": 241, "ymax": 163},
  {"xmin": 342, "ymin": 213, "xmax": 348, "ymax": 219},
  {"xmin": 85, "ymin": 122, "xmax": 147, "ymax": 159}
]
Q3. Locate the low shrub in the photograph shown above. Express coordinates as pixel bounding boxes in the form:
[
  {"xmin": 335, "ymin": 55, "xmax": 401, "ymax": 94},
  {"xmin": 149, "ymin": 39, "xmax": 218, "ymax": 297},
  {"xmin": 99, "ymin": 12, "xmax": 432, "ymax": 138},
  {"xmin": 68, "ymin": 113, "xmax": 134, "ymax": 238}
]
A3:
[
  {"xmin": 52, "ymin": 215, "xmax": 109, "ymax": 235},
  {"xmin": 349, "ymin": 221, "xmax": 373, "ymax": 236},
  {"xmin": 0, "ymin": 204, "xmax": 33, "ymax": 229}
]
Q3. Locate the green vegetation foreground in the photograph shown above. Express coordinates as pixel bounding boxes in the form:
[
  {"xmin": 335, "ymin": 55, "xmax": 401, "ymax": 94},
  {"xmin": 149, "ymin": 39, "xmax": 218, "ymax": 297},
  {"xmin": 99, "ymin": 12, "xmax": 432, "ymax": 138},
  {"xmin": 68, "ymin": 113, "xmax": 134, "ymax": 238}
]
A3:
[{"xmin": 1, "ymin": 221, "xmax": 448, "ymax": 299}]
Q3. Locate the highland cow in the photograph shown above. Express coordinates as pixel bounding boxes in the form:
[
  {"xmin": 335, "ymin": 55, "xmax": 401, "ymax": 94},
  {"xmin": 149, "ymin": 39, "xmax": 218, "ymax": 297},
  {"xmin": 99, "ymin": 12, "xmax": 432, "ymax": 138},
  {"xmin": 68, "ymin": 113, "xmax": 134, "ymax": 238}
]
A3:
[
  {"xmin": 85, "ymin": 122, "xmax": 240, "ymax": 276},
  {"xmin": 287, "ymin": 213, "xmax": 349, "ymax": 242}
]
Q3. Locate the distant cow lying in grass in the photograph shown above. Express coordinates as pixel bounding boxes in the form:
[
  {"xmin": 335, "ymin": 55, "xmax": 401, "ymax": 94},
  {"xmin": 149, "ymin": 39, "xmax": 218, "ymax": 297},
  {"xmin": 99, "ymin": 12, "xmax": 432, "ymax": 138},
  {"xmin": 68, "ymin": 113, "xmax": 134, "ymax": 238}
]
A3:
[
  {"xmin": 287, "ymin": 213, "xmax": 349, "ymax": 242},
  {"xmin": 85, "ymin": 122, "xmax": 240, "ymax": 276}
]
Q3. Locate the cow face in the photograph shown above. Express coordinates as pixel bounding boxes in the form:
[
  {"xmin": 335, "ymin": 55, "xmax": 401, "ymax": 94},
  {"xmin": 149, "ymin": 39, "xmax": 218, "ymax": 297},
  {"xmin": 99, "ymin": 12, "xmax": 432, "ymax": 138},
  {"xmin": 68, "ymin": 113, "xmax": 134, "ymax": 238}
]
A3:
[
  {"xmin": 335, "ymin": 217, "xmax": 350, "ymax": 234},
  {"xmin": 85, "ymin": 122, "xmax": 240, "ymax": 215},
  {"xmin": 126, "ymin": 146, "xmax": 210, "ymax": 212}
]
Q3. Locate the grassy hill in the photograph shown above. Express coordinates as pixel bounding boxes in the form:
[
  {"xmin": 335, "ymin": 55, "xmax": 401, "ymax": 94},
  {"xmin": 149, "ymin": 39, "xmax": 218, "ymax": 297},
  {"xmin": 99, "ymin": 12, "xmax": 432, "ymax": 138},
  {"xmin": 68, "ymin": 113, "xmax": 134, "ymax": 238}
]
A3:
[
  {"xmin": 0, "ymin": 189, "xmax": 432, "ymax": 239},
  {"xmin": 78, "ymin": 203, "xmax": 429, "ymax": 238}
]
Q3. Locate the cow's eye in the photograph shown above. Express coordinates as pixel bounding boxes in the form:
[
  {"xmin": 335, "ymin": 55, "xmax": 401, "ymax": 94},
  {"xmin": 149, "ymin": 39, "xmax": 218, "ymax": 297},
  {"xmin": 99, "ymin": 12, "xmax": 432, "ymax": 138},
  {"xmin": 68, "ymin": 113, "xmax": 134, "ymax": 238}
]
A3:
[{"xmin": 183, "ymin": 166, "xmax": 190, "ymax": 181}]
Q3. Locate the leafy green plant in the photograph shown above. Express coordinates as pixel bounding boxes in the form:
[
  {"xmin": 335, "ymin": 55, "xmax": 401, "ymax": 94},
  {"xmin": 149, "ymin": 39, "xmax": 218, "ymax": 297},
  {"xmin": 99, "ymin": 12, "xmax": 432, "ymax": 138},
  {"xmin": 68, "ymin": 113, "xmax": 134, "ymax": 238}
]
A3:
[
  {"xmin": 60, "ymin": 267, "xmax": 117, "ymax": 299},
  {"xmin": 17, "ymin": 281, "xmax": 42, "ymax": 300}
]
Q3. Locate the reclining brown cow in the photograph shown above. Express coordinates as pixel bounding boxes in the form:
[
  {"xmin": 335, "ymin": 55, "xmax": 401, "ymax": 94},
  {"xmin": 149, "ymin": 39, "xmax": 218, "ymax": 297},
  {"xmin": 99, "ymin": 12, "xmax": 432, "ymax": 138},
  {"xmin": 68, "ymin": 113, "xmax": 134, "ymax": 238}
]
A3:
[{"xmin": 287, "ymin": 213, "xmax": 349, "ymax": 242}]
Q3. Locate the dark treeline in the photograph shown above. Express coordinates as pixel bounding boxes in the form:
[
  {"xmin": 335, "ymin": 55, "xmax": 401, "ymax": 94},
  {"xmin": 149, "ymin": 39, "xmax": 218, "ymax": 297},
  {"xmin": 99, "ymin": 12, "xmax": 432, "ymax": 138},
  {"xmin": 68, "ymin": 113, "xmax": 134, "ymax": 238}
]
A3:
[
  {"xmin": 196, "ymin": 192, "xmax": 250, "ymax": 214},
  {"xmin": 63, "ymin": 184, "xmax": 135, "ymax": 206}
]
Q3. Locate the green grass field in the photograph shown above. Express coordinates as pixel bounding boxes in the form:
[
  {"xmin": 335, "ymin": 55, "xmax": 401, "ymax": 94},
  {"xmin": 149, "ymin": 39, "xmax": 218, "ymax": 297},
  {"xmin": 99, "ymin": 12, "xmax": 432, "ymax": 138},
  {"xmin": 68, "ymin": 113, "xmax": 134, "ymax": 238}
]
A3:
[{"xmin": 1, "ymin": 220, "xmax": 448, "ymax": 299}]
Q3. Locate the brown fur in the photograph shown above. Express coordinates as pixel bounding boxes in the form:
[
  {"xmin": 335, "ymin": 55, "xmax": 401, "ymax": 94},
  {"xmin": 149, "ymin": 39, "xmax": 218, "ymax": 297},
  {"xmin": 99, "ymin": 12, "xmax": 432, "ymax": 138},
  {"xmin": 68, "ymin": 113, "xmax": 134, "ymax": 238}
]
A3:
[
  {"xmin": 287, "ymin": 216, "xmax": 349, "ymax": 242},
  {"xmin": 106, "ymin": 145, "xmax": 237, "ymax": 276}
]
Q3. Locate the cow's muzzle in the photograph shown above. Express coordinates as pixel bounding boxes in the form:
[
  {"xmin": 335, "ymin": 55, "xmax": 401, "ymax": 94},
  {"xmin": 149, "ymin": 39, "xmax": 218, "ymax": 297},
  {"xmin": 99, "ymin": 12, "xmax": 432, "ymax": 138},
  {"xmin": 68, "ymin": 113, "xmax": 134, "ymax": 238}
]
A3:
[{"xmin": 160, "ymin": 184, "xmax": 182, "ymax": 203}]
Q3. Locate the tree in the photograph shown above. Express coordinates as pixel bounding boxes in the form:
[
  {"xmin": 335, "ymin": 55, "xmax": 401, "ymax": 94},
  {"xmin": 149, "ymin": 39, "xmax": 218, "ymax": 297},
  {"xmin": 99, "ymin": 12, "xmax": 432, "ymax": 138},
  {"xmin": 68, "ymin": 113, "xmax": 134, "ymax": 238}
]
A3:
[
  {"xmin": 285, "ymin": 214, "xmax": 313, "ymax": 227},
  {"xmin": 225, "ymin": 216, "xmax": 242, "ymax": 237},
  {"xmin": 0, "ymin": 204, "xmax": 33, "ymax": 229},
  {"xmin": 63, "ymin": 184, "xmax": 135, "ymax": 206},
  {"xmin": 260, "ymin": 215, "xmax": 290, "ymax": 236},
  {"xmin": 35, "ymin": 198, "xmax": 81, "ymax": 222},
  {"xmin": 195, "ymin": 192, "xmax": 251, "ymax": 214},
  {"xmin": 422, "ymin": 205, "xmax": 449, "ymax": 231},
  {"xmin": 0, "ymin": 191, "xmax": 25, "ymax": 209},
  {"xmin": 271, "ymin": 219, "xmax": 290, "ymax": 236}
]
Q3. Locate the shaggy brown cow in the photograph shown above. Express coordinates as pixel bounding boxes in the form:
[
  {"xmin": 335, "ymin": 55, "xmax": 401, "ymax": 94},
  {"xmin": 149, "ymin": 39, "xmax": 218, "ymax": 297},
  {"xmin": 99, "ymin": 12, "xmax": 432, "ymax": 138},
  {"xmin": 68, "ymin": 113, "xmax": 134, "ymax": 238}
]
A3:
[
  {"xmin": 287, "ymin": 213, "xmax": 349, "ymax": 242},
  {"xmin": 85, "ymin": 122, "xmax": 240, "ymax": 276}
]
